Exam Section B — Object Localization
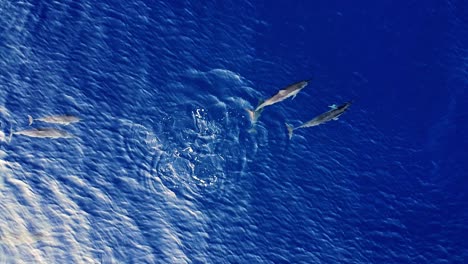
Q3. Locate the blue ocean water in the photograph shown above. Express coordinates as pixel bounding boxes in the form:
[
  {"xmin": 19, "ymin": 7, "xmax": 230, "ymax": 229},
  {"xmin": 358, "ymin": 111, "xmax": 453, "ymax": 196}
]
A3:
[{"xmin": 0, "ymin": 0, "xmax": 467, "ymax": 263}]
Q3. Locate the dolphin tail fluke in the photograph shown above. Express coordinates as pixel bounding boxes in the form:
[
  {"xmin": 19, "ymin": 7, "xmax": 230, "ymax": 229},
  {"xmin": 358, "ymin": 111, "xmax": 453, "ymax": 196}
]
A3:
[
  {"xmin": 28, "ymin": 115, "xmax": 33, "ymax": 126},
  {"xmin": 245, "ymin": 107, "xmax": 264, "ymax": 124},
  {"xmin": 246, "ymin": 108, "xmax": 256, "ymax": 122},
  {"xmin": 255, "ymin": 107, "xmax": 264, "ymax": 121},
  {"xmin": 246, "ymin": 109, "xmax": 258, "ymax": 133},
  {"xmin": 286, "ymin": 123, "xmax": 294, "ymax": 139}
]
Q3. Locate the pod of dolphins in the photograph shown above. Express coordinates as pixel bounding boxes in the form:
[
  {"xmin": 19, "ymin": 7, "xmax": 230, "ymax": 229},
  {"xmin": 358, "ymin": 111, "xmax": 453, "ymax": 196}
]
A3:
[
  {"xmin": 9, "ymin": 115, "xmax": 80, "ymax": 140},
  {"xmin": 6, "ymin": 79, "xmax": 351, "ymax": 141},
  {"xmin": 246, "ymin": 79, "xmax": 352, "ymax": 139}
]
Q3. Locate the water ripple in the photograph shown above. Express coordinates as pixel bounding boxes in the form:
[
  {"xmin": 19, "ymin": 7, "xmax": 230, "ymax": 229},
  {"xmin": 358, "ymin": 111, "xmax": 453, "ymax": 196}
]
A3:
[{"xmin": 118, "ymin": 69, "xmax": 260, "ymax": 201}]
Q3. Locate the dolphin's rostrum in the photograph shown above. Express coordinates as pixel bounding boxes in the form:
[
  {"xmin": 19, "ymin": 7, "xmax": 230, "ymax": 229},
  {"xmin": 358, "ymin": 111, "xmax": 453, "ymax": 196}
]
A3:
[
  {"xmin": 247, "ymin": 79, "xmax": 310, "ymax": 124},
  {"xmin": 286, "ymin": 101, "xmax": 353, "ymax": 139}
]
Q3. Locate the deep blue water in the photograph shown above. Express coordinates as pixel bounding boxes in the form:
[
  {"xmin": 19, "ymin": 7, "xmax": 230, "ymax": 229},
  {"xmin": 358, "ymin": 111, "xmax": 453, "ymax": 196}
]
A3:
[{"xmin": 0, "ymin": 1, "xmax": 467, "ymax": 263}]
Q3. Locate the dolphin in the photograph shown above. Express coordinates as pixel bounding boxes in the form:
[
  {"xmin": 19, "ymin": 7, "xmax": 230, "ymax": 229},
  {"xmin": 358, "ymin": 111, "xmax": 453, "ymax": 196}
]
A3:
[
  {"xmin": 286, "ymin": 101, "xmax": 353, "ymax": 139},
  {"xmin": 28, "ymin": 115, "xmax": 80, "ymax": 126},
  {"xmin": 12, "ymin": 128, "xmax": 75, "ymax": 139},
  {"xmin": 247, "ymin": 79, "xmax": 310, "ymax": 124}
]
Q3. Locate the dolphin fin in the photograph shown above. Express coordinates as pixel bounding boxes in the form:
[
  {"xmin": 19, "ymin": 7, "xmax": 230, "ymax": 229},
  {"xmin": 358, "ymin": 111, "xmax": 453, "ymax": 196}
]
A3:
[
  {"xmin": 329, "ymin": 104, "xmax": 337, "ymax": 110},
  {"xmin": 255, "ymin": 107, "xmax": 265, "ymax": 122},
  {"xmin": 28, "ymin": 115, "xmax": 33, "ymax": 126},
  {"xmin": 246, "ymin": 109, "xmax": 254, "ymax": 121},
  {"xmin": 246, "ymin": 107, "xmax": 264, "ymax": 124},
  {"xmin": 286, "ymin": 123, "xmax": 295, "ymax": 139},
  {"xmin": 332, "ymin": 117, "xmax": 339, "ymax": 121}
]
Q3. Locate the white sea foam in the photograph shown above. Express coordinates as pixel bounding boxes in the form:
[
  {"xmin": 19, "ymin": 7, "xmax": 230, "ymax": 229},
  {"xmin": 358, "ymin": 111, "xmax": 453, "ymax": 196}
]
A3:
[
  {"xmin": 0, "ymin": 106, "xmax": 10, "ymax": 117},
  {"xmin": 0, "ymin": 130, "xmax": 6, "ymax": 142}
]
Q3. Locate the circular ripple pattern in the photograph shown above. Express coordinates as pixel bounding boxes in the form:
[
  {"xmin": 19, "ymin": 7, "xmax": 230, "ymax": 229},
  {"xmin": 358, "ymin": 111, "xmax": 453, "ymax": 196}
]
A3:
[
  {"xmin": 118, "ymin": 69, "xmax": 259, "ymax": 199},
  {"xmin": 153, "ymin": 108, "xmax": 226, "ymax": 192}
]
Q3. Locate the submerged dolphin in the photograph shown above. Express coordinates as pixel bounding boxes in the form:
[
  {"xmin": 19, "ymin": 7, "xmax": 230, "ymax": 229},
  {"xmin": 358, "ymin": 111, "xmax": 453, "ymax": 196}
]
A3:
[
  {"xmin": 247, "ymin": 79, "xmax": 310, "ymax": 124},
  {"xmin": 28, "ymin": 115, "xmax": 80, "ymax": 126},
  {"xmin": 286, "ymin": 101, "xmax": 353, "ymax": 139},
  {"xmin": 13, "ymin": 128, "xmax": 75, "ymax": 139}
]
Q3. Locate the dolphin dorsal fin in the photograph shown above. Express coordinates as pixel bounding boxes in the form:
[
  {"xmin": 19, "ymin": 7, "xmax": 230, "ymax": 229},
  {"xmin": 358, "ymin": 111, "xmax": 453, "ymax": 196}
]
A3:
[{"xmin": 328, "ymin": 104, "xmax": 338, "ymax": 110}]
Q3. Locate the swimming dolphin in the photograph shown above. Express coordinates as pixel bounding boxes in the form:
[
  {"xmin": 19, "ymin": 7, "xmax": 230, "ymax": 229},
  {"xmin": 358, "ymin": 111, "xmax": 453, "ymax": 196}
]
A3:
[
  {"xmin": 28, "ymin": 115, "xmax": 80, "ymax": 126},
  {"xmin": 247, "ymin": 79, "xmax": 310, "ymax": 124},
  {"xmin": 286, "ymin": 101, "xmax": 353, "ymax": 139},
  {"xmin": 12, "ymin": 128, "xmax": 75, "ymax": 139}
]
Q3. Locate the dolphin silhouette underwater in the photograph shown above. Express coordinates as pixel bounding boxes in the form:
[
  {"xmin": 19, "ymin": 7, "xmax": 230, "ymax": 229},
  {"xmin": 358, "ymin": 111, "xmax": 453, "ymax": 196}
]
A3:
[
  {"xmin": 246, "ymin": 79, "xmax": 310, "ymax": 125},
  {"xmin": 28, "ymin": 115, "xmax": 80, "ymax": 126},
  {"xmin": 286, "ymin": 101, "xmax": 353, "ymax": 139},
  {"xmin": 11, "ymin": 127, "xmax": 75, "ymax": 140}
]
